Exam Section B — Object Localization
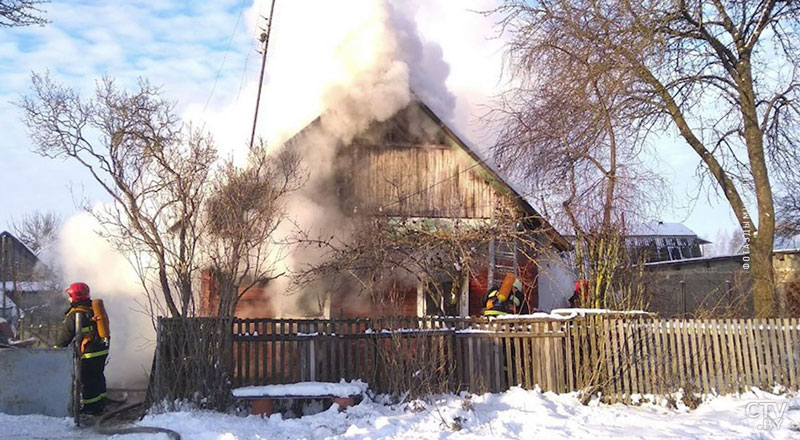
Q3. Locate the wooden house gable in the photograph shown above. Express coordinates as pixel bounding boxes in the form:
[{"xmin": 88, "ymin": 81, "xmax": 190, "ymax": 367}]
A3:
[{"xmin": 337, "ymin": 103, "xmax": 510, "ymax": 219}]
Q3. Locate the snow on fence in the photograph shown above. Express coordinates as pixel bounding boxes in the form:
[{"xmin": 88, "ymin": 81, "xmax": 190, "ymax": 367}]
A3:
[{"xmin": 150, "ymin": 315, "xmax": 800, "ymax": 406}]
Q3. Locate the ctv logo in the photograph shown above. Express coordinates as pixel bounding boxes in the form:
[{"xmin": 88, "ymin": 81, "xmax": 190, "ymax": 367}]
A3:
[{"xmin": 744, "ymin": 401, "xmax": 788, "ymax": 430}]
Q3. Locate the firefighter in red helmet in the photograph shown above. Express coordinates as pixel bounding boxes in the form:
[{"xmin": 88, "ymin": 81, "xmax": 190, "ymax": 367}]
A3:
[
  {"xmin": 569, "ymin": 280, "xmax": 590, "ymax": 308},
  {"xmin": 55, "ymin": 282, "xmax": 110, "ymax": 415}
]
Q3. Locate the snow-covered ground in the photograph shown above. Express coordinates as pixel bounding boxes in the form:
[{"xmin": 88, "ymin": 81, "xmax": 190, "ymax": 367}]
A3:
[{"xmin": 2, "ymin": 387, "xmax": 799, "ymax": 439}]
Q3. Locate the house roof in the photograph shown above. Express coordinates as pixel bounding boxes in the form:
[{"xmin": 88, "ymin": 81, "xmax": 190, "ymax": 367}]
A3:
[
  {"xmin": 283, "ymin": 98, "xmax": 571, "ymax": 252},
  {"xmin": 415, "ymin": 102, "xmax": 571, "ymax": 251},
  {"xmin": 0, "ymin": 231, "xmax": 38, "ymax": 261},
  {"xmin": 627, "ymin": 222, "xmax": 711, "ymax": 244}
]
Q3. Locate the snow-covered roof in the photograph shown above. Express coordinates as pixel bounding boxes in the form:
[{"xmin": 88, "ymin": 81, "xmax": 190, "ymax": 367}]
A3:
[
  {"xmin": 0, "ymin": 231, "xmax": 38, "ymax": 260},
  {"xmin": 1, "ymin": 281, "xmax": 52, "ymax": 292},
  {"xmin": 775, "ymin": 235, "xmax": 800, "ymax": 251},
  {"xmin": 628, "ymin": 222, "xmax": 696, "ymax": 236},
  {"xmin": 628, "ymin": 221, "xmax": 708, "ymax": 241}
]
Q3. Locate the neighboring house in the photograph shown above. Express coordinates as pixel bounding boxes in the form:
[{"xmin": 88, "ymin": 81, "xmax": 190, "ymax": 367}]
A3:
[
  {"xmin": 643, "ymin": 249, "xmax": 800, "ymax": 317},
  {"xmin": 202, "ymin": 100, "xmax": 571, "ymax": 318},
  {"xmin": 0, "ymin": 231, "xmax": 60, "ymax": 323},
  {"xmin": 627, "ymin": 221, "xmax": 710, "ymax": 263},
  {"xmin": 0, "ymin": 292, "xmax": 24, "ymax": 326}
]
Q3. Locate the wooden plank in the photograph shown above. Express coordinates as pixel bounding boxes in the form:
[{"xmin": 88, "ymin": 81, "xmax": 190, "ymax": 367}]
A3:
[
  {"xmin": 514, "ymin": 333, "xmax": 523, "ymax": 388},
  {"xmin": 686, "ymin": 320, "xmax": 700, "ymax": 394},
  {"xmin": 634, "ymin": 319, "xmax": 648, "ymax": 395},
  {"xmin": 581, "ymin": 318, "xmax": 592, "ymax": 392},
  {"xmin": 504, "ymin": 323, "xmax": 514, "ymax": 391},
  {"xmin": 710, "ymin": 319, "xmax": 726, "ymax": 394},
  {"xmin": 652, "ymin": 319, "xmax": 663, "ymax": 397},
  {"xmin": 638, "ymin": 319, "xmax": 650, "ymax": 395},
  {"xmin": 244, "ymin": 320, "xmax": 252, "ymax": 385},
  {"xmin": 774, "ymin": 318, "xmax": 788, "ymax": 387},
  {"xmin": 626, "ymin": 320, "xmax": 639, "ymax": 397},
  {"xmin": 564, "ymin": 321, "xmax": 574, "ymax": 391},
  {"xmin": 679, "ymin": 319, "xmax": 693, "ymax": 393},
  {"xmin": 587, "ymin": 318, "xmax": 597, "ymax": 391},
  {"xmin": 664, "ymin": 320, "xmax": 676, "ymax": 394},
  {"xmin": 270, "ymin": 321, "xmax": 277, "ymax": 382},
  {"xmin": 745, "ymin": 319, "xmax": 760, "ymax": 389},
  {"xmin": 544, "ymin": 325, "xmax": 555, "ymax": 392},
  {"xmin": 616, "ymin": 319, "xmax": 631, "ymax": 403},
  {"xmin": 791, "ymin": 319, "xmax": 800, "ymax": 388},
  {"xmin": 293, "ymin": 321, "xmax": 301, "ymax": 383},
  {"xmin": 730, "ymin": 319, "xmax": 750, "ymax": 392},
  {"xmin": 553, "ymin": 322, "xmax": 565, "ymax": 393},
  {"xmin": 483, "ymin": 336, "xmax": 492, "ymax": 392},
  {"xmin": 608, "ymin": 319, "xmax": 625, "ymax": 402},
  {"xmin": 644, "ymin": 320, "xmax": 657, "ymax": 396},
  {"xmin": 723, "ymin": 319, "xmax": 739, "ymax": 393},
  {"xmin": 762, "ymin": 319, "xmax": 776, "ymax": 388},
  {"xmin": 738, "ymin": 319, "xmax": 753, "ymax": 389},
  {"xmin": 493, "ymin": 336, "xmax": 502, "ymax": 392},
  {"xmin": 571, "ymin": 320, "xmax": 583, "ymax": 390},
  {"xmin": 468, "ymin": 336, "xmax": 475, "ymax": 390},
  {"xmin": 235, "ymin": 320, "xmax": 243, "ymax": 387},
  {"xmin": 603, "ymin": 318, "xmax": 618, "ymax": 402},
  {"xmin": 455, "ymin": 328, "xmax": 464, "ymax": 390},
  {"xmin": 521, "ymin": 330, "xmax": 531, "ymax": 389},
  {"xmin": 628, "ymin": 317, "xmax": 647, "ymax": 394},
  {"xmin": 752, "ymin": 318, "xmax": 767, "ymax": 389},
  {"xmin": 671, "ymin": 319, "xmax": 685, "ymax": 392}
]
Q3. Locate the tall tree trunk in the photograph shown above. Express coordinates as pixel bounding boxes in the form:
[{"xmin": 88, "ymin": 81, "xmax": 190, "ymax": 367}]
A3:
[{"xmin": 738, "ymin": 55, "xmax": 777, "ymax": 318}]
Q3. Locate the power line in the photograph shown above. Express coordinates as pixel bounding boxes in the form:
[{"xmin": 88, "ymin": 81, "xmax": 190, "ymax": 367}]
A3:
[
  {"xmin": 203, "ymin": 0, "xmax": 249, "ymax": 114},
  {"xmin": 236, "ymin": 0, "xmax": 267, "ymax": 103}
]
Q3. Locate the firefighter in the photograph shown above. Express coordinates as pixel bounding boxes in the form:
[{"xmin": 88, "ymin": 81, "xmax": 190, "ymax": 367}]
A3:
[
  {"xmin": 55, "ymin": 282, "xmax": 110, "ymax": 415},
  {"xmin": 568, "ymin": 280, "xmax": 590, "ymax": 308},
  {"xmin": 483, "ymin": 273, "xmax": 524, "ymax": 316}
]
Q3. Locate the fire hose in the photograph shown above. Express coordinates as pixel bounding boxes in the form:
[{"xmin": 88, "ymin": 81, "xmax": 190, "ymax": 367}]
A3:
[{"xmin": 94, "ymin": 401, "xmax": 181, "ymax": 440}]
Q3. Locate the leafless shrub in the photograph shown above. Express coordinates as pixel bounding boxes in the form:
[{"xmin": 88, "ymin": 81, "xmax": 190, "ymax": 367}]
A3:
[
  {"xmin": 203, "ymin": 144, "xmax": 304, "ymax": 318},
  {"xmin": 21, "ymin": 74, "xmax": 216, "ymax": 318},
  {"xmin": 292, "ymin": 199, "xmax": 553, "ymax": 316}
]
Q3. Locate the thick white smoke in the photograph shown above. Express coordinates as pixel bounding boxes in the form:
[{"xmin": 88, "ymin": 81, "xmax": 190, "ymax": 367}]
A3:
[
  {"xmin": 51, "ymin": 0, "xmax": 507, "ymax": 386},
  {"xmin": 186, "ymin": 0, "xmax": 467, "ymax": 317}
]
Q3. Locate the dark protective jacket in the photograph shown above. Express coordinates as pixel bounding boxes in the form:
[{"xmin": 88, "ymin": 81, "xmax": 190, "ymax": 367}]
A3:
[
  {"xmin": 54, "ymin": 300, "xmax": 109, "ymax": 359},
  {"xmin": 482, "ymin": 287, "xmax": 523, "ymax": 316}
]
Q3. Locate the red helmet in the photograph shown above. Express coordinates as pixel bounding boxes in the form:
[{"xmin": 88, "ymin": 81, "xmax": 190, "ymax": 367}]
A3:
[
  {"xmin": 65, "ymin": 282, "xmax": 91, "ymax": 302},
  {"xmin": 574, "ymin": 280, "xmax": 590, "ymax": 298}
]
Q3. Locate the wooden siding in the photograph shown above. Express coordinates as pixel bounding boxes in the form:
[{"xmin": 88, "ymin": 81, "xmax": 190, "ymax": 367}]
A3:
[{"xmin": 345, "ymin": 145, "xmax": 500, "ymax": 219}]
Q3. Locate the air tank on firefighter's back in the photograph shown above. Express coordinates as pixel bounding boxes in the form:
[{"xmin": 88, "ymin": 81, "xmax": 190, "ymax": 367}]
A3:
[{"xmin": 91, "ymin": 299, "xmax": 110, "ymax": 340}]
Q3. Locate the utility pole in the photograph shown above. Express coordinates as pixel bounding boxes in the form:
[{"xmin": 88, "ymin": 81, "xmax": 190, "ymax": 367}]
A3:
[{"xmin": 249, "ymin": 0, "xmax": 277, "ymax": 150}]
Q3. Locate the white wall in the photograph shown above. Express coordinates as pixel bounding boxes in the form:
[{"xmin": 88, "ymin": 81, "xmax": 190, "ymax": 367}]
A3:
[{"xmin": 537, "ymin": 253, "xmax": 577, "ymax": 312}]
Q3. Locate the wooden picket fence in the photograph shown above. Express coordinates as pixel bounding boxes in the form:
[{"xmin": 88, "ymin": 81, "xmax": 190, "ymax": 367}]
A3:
[
  {"xmin": 146, "ymin": 315, "xmax": 800, "ymax": 404},
  {"xmin": 228, "ymin": 315, "xmax": 800, "ymax": 402},
  {"xmin": 17, "ymin": 318, "xmax": 62, "ymax": 347}
]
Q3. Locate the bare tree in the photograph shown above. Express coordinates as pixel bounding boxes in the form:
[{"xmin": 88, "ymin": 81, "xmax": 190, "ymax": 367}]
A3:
[
  {"xmin": 203, "ymin": 144, "xmax": 304, "ymax": 318},
  {"xmin": 492, "ymin": 0, "xmax": 800, "ymax": 317},
  {"xmin": 293, "ymin": 200, "xmax": 552, "ymax": 316},
  {"xmin": 0, "ymin": 0, "xmax": 47, "ymax": 27},
  {"xmin": 490, "ymin": 27, "xmax": 662, "ymax": 309},
  {"xmin": 21, "ymin": 73, "xmax": 216, "ymax": 318},
  {"xmin": 776, "ymin": 180, "xmax": 800, "ymax": 239},
  {"xmin": 10, "ymin": 210, "xmax": 59, "ymax": 255}
]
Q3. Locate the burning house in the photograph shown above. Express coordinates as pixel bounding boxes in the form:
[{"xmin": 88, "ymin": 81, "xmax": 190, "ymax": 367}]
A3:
[{"xmin": 202, "ymin": 99, "xmax": 571, "ymax": 319}]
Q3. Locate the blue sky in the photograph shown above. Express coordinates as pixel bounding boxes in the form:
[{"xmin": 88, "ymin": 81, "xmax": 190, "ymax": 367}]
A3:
[{"xmin": 0, "ymin": 0, "xmax": 742, "ymax": 243}]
